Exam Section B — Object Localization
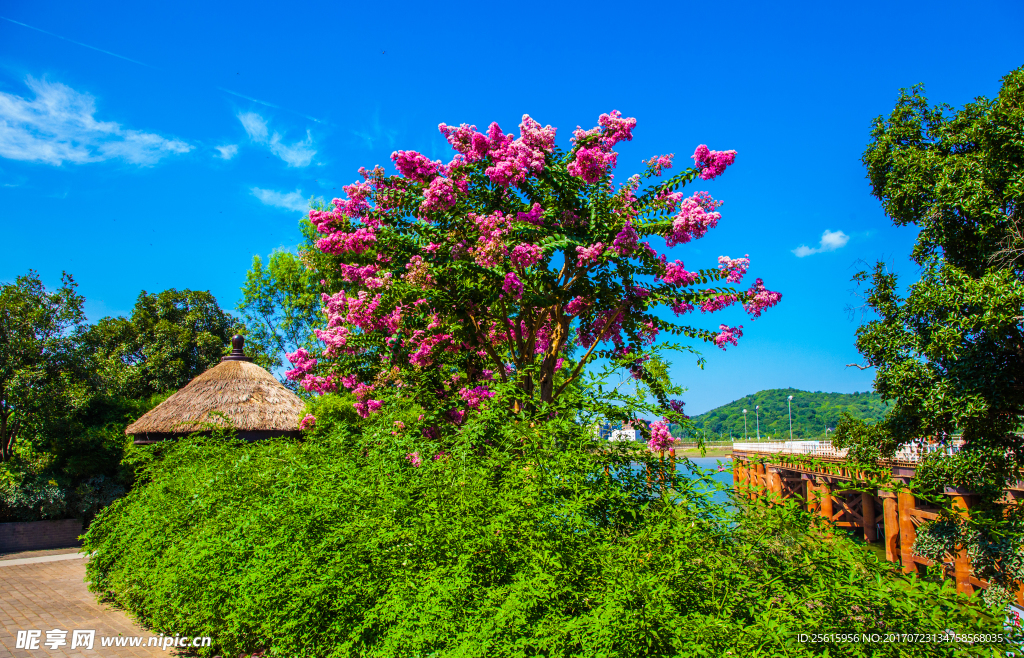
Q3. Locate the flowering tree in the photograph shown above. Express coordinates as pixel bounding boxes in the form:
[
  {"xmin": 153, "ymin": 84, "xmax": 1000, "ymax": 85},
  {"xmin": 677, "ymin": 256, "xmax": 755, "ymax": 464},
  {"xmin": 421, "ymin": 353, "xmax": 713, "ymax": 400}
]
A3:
[{"xmin": 286, "ymin": 111, "xmax": 780, "ymax": 440}]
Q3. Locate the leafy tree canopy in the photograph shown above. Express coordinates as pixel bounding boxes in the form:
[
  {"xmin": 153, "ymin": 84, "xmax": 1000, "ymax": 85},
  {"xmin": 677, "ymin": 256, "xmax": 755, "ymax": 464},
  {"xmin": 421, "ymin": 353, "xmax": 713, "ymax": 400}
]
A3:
[{"xmin": 837, "ymin": 65, "xmax": 1024, "ymax": 604}]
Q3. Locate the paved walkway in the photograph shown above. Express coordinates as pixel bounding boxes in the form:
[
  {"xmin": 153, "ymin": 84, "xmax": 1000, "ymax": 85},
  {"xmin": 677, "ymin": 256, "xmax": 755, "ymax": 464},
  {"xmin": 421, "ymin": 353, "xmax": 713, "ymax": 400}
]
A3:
[{"xmin": 0, "ymin": 550, "xmax": 182, "ymax": 657}]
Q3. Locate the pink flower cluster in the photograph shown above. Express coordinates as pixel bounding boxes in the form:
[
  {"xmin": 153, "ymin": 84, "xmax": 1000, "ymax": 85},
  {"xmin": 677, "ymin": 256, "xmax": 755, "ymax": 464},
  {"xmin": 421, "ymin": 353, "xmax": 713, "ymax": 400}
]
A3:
[
  {"xmin": 316, "ymin": 227, "xmax": 377, "ymax": 255},
  {"xmin": 437, "ymin": 116, "xmax": 554, "ymax": 188},
  {"xmin": 406, "ymin": 451, "xmax": 422, "ymax": 467},
  {"xmin": 744, "ymin": 278, "xmax": 782, "ymax": 319},
  {"xmin": 510, "ymin": 243, "xmax": 544, "ymax": 268},
  {"xmin": 597, "ymin": 110, "xmax": 637, "ymax": 148},
  {"xmin": 459, "ymin": 385, "xmax": 495, "ymax": 410},
  {"xmin": 565, "ymin": 296, "xmax": 590, "ymax": 316},
  {"xmin": 568, "ymin": 147, "xmax": 617, "ymax": 184},
  {"xmin": 666, "ymin": 192, "xmax": 723, "ymax": 247},
  {"xmin": 671, "ymin": 300, "xmax": 695, "ymax": 315},
  {"xmin": 661, "ymin": 260, "xmax": 699, "ymax": 286},
  {"xmin": 516, "ymin": 203, "xmax": 545, "ymax": 226},
  {"xmin": 314, "ymin": 326, "xmax": 350, "ymax": 357},
  {"xmin": 717, "ymin": 254, "xmax": 750, "ymax": 283},
  {"xmin": 610, "ymin": 222, "xmax": 639, "ymax": 256},
  {"xmin": 299, "ymin": 414, "xmax": 316, "ymax": 431},
  {"xmin": 352, "ymin": 382, "xmax": 383, "ymax": 418},
  {"xmin": 700, "ymin": 294, "xmax": 738, "ymax": 313},
  {"xmin": 648, "ymin": 420, "xmax": 673, "ymax": 452},
  {"xmin": 714, "ymin": 324, "xmax": 743, "ymax": 350},
  {"xmin": 391, "ymin": 150, "xmax": 440, "ymax": 182},
  {"xmin": 644, "ymin": 154, "xmax": 674, "ymax": 177},
  {"xmin": 470, "ymin": 211, "xmax": 511, "ymax": 267},
  {"xmin": 285, "ymin": 348, "xmax": 317, "ymax": 381},
  {"xmin": 691, "ymin": 144, "xmax": 737, "ymax": 181},
  {"xmin": 421, "ymin": 176, "xmax": 463, "ymax": 214},
  {"xmin": 575, "ymin": 243, "xmax": 605, "ymax": 267},
  {"xmin": 502, "ymin": 272, "xmax": 524, "ymax": 300}
]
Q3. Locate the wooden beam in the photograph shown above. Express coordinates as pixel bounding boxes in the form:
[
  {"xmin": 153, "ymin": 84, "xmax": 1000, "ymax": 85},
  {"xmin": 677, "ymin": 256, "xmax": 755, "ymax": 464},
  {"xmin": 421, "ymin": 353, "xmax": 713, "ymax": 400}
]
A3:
[
  {"xmin": 950, "ymin": 493, "xmax": 975, "ymax": 596},
  {"xmin": 862, "ymin": 492, "xmax": 877, "ymax": 542},
  {"xmin": 898, "ymin": 490, "xmax": 917, "ymax": 574}
]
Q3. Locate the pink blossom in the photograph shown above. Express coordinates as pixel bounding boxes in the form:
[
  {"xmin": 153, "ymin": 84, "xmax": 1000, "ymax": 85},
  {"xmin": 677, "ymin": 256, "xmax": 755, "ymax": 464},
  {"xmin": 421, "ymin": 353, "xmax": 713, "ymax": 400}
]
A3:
[
  {"xmin": 334, "ymin": 180, "xmax": 374, "ymax": 218},
  {"xmin": 486, "ymin": 137, "xmax": 545, "ymax": 187},
  {"xmin": 447, "ymin": 409, "xmax": 466, "ymax": 425},
  {"xmin": 502, "ymin": 272, "xmax": 524, "ymax": 300},
  {"xmin": 421, "ymin": 176, "xmax": 460, "ymax": 214},
  {"xmin": 406, "ymin": 452, "xmax": 422, "ymax": 467},
  {"xmin": 610, "ymin": 222, "xmax": 639, "ymax": 256},
  {"xmin": 643, "ymin": 154, "xmax": 674, "ymax": 177},
  {"xmin": 459, "ymin": 385, "xmax": 495, "ymax": 410},
  {"xmin": 717, "ymin": 254, "xmax": 750, "ymax": 283},
  {"xmin": 518, "ymin": 115, "xmax": 557, "ymax": 151},
  {"xmin": 391, "ymin": 150, "xmax": 440, "ymax": 182},
  {"xmin": 433, "ymin": 451, "xmax": 448, "ymax": 461},
  {"xmin": 438, "ymin": 123, "xmax": 490, "ymax": 162},
  {"xmin": 316, "ymin": 227, "xmax": 377, "ymax": 255},
  {"xmin": 598, "ymin": 110, "xmax": 637, "ymax": 149},
  {"xmin": 285, "ymin": 348, "xmax": 317, "ymax": 381},
  {"xmin": 565, "ymin": 296, "xmax": 590, "ymax": 315},
  {"xmin": 575, "ymin": 243, "xmax": 605, "ymax": 267},
  {"xmin": 510, "ymin": 243, "xmax": 544, "ymax": 268},
  {"xmin": 315, "ymin": 326, "xmax": 351, "ymax": 357},
  {"xmin": 568, "ymin": 146, "xmax": 616, "ymax": 183},
  {"xmin": 299, "ymin": 414, "xmax": 316, "ymax": 431},
  {"xmin": 516, "ymin": 203, "xmax": 544, "ymax": 226},
  {"xmin": 341, "ymin": 374, "xmax": 359, "ymax": 390},
  {"xmin": 423, "ymin": 242, "xmax": 440, "ymax": 253},
  {"xmin": 671, "ymin": 301, "xmax": 695, "ymax": 315},
  {"xmin": 743, "ymin": 278, "xmax": 782, "ymax": 319},
  {"xmin": 691, "ymin": 144, "xmax": 737, "ymax": 181},
  {"xmin": 648, "ymin": 420, "xmax": 673, "ymax": 452},
  {"xmin": 700, "ymin": 294, "xmax": 738, "ymax": 313},
  {"xmin": 666, "ymin": 192, "xmax": 723, "ymax": 247},
  {"xmin": 661, "ymin": 260, "xmax": 699, "ymax": 286},
  {"xmin": 714, "ymin": 324, "xmax": 744, "ymax": 350}
]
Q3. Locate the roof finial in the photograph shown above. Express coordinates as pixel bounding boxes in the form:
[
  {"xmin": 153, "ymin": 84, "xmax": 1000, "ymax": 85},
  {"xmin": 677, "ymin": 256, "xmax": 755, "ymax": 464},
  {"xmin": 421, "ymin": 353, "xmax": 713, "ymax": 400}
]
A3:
[{"xmin": 221, "ymin": 334, "xmax": 253, "ymax": 362}]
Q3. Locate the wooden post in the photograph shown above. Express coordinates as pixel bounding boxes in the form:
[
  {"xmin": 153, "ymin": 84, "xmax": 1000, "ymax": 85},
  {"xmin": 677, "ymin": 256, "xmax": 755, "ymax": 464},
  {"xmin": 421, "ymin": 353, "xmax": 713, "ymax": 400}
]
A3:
[
  {"xmin": 950, "ymin": 493, "xmax": 975, "ymax": 596},
  {"xmin": 862, "ymin": 492, "xmax": 877, "ymax": 542},
  {"xmin": 806, "ymin": 477, "xmax": 818, "ymax": 514},
  {"xmin": 818, "ymin": 477, "xmax": 833, "ymax": 523},
  {"xmin": 881, "ymin": 492, "xmax": 899, "ymax": 563},
  {"xmin": 768, "ymin": 468, "xmax": 782, "ymax": 501},
  {"xmin": 898, "ymin": 490, "xmax": 917, "ymax": 574}
]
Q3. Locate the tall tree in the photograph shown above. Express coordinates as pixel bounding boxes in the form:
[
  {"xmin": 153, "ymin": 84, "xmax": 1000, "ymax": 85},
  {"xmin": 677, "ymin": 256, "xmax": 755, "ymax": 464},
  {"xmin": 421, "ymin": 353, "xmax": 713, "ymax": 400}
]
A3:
[
  {"xmin": 237, "ymin": 237, "xmax": 323, "ymax": 377},
  {"xmin": 0, "ymin": 271, "xmax": 90, "ymax": 462},
  {"xmin": 839, "ymin": 66, "xmax": 1024, "ymax": 603},
  {"xmin": 86, "ymin": 289, "xmax": 238, "ymax": 398}
]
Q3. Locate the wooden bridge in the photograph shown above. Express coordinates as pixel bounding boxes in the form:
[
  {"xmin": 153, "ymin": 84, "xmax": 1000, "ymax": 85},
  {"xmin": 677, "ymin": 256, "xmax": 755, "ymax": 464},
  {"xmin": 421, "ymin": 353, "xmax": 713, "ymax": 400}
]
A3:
[{"xmin": 731, "ymin": 440, "xmax": 1022, "ymax": 600}]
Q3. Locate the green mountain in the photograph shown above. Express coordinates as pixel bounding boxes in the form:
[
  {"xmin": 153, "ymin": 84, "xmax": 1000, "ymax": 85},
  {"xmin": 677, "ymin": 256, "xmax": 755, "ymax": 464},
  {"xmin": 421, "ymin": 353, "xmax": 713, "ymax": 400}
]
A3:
[{"xmin": 673, "ymin": 388, "xmax": 890, "ymax": 441}]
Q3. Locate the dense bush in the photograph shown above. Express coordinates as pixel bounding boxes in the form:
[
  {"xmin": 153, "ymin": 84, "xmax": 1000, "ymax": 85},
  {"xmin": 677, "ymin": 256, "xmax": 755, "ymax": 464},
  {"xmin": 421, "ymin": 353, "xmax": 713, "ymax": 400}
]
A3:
[{"xmin": 84, "ymin": 398, "xmax": 1006, "ymax": 658}]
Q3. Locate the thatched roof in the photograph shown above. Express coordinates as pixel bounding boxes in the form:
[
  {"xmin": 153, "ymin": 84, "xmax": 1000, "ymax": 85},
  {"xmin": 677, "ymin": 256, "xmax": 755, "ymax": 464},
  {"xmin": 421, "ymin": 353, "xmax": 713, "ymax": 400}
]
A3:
[{"xmin": 126, "ymin": 339, "xmax": 305, "ymax": 441}]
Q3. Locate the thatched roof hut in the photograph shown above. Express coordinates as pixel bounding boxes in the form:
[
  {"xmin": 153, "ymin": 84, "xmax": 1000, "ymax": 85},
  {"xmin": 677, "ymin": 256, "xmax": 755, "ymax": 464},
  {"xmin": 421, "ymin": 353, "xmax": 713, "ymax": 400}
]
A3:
[{"xmin": 126, "ymin": 335, "xmax": 305, "ymax": 445}]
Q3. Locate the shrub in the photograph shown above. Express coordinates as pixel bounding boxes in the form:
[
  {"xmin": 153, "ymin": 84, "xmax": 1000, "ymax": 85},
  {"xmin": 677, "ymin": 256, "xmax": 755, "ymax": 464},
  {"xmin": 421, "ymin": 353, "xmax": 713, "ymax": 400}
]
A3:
[{"xmin": 84, "ymin": 407, "xmax": 1005, "ymax": 658}]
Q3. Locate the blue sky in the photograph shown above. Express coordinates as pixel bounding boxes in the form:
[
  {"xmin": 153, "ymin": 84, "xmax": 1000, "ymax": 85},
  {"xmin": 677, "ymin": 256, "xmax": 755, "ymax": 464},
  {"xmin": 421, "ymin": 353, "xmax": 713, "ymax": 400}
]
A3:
[{"xmin": 1, "ymin": 0, "xmax": 1021, "ymax": 415}]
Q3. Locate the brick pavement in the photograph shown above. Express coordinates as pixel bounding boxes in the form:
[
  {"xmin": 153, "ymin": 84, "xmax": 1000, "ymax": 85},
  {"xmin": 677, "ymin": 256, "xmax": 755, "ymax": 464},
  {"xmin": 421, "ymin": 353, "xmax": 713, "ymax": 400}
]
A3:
[{"xmin": 0, "ymin": 552, "xmax": 187, "ymax": 658}]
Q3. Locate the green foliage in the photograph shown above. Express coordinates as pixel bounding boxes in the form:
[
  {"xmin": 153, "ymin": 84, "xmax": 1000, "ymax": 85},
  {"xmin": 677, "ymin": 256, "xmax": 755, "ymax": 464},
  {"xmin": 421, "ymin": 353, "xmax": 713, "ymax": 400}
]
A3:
[
  {"xmin": 237, "ymin": 236, "xmax": 323, "ymax": 380},
  {"xmin": 0, "ymin": 270, "xmax": 90, "ymax": 463},
  {"xmin": 840, "ymin": 65, "xmax": 1024, "ymax": 602},
  {"xmin": 85, "ymin": 288, "xmax": 240, "ymax": 398},
  {"xmin": 84, "ymin": 404, "xmax": 1004, "ymax": 658},
  {"xmin": 683, "ymin": 389, "xmax": 890, "ymax": 440}
]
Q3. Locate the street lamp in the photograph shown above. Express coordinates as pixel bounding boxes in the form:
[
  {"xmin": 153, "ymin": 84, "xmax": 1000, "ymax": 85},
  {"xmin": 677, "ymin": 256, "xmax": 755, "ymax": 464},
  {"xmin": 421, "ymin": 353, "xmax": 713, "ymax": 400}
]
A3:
[
  {"xmin": 788, "ymin": 395, "xmax": 794, "ymax": 441},
  {"xmin": 755, "ymin": 405, "xmax": 760, "ymax": 440},
  {"xmin": 742, "ymin": 409, "xmax": 747, "ymax": 440}
]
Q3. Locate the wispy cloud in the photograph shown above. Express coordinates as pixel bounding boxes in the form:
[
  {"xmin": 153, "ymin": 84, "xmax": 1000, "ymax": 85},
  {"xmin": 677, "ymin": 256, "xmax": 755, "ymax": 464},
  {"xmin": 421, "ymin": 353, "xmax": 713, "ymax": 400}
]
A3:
[
  {"xmin": 251, "ymin": 187, "xmax": 308, "ymax": 213},
  {"xmin": 793, "ymin": 229, "xmax": 850, "ymax": 257},
  {"xmin": 237, "ymin": 111, "xmax": 315, "ymax": 167},
  {"xmin": 0, "ymin": 77, "xmax": 192, "ymax": 166},
  {"xmin": 352, "ymin": 110, "xmax": 398, "ymax": 150},
  {"xmin": 215, "ymin": 144, "xmax": 238, "ymax": 160}
]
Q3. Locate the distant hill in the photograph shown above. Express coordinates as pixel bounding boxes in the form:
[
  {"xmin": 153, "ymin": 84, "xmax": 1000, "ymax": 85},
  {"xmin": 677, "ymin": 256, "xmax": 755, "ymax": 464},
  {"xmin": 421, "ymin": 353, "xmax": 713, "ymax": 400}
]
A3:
[{"xmin": 672, "ymin": 388, "xmax": 891, "ymax": 441}]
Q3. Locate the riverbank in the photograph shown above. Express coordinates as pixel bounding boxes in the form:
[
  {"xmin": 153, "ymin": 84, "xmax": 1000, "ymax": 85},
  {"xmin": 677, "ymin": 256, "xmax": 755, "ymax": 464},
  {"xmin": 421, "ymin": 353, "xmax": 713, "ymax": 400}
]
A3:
[{"xmin": 675, "ymin": 446, "xmax": 733, "ymax": 458}]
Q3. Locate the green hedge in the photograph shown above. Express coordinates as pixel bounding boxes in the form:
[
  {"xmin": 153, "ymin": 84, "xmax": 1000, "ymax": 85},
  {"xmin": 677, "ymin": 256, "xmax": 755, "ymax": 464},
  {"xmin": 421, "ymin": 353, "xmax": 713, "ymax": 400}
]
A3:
[{"xmin": 84, "ymin": 409, "xmax": 1006, "ymax": 657}]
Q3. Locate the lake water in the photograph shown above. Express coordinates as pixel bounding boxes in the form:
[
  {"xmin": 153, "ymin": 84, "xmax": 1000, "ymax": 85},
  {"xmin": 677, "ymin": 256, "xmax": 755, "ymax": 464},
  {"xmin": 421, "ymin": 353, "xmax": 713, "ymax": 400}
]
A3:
[{"xmin": 677, "ymin": 456, "xmax": 733, "ymax": 506}]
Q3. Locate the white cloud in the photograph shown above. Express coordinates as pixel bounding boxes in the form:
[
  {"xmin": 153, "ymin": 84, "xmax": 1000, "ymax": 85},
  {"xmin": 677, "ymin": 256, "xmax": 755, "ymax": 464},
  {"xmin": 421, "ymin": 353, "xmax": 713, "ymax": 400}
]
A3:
[
  {"xmin": 0, "ymin": 76, "xmax": 192, "ymax": 166},
  {"xmin": 251, "ymin": 187, "xmax": 308, "ymax": 213},
  {"xmin": 215, "ymin": 144, "xmax": 238, "ymax": 160},
  {"xmin": 238, "ymin": 111, "xmax": 315, "ymax": 167},
  {"xmin": 793, "ymin": 229, "xmax": 850, "ymax": 257}
]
